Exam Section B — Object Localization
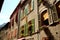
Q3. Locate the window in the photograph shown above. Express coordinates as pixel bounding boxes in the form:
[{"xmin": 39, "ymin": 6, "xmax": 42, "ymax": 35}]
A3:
[
  {"xmin": 28, "ymin": 25, "xmax": 32, "ymax": 35},
  {"xmin": 20, "ymin": 26, "xmax": 25, "ymax": 37},
  {"xmin": 11, "ymin": 19, "xmax": 14, "ymax": 28},
  {"xmin": 28, "ymin": 19, "xmax": 35, "ymax": 35},
  {"xmin": 21, "ymin": 0, "xmax": 34, "ymax": 16},
  {"xmin": 21, "ymin": 30, "xmax": 24, "ymax": 34},
  {"xmin": 15, "ymin": 14, "xmax": 18, "ymax": 23},
  {"xmin": 28, "ymin": 21, "xmax": 32, "ymax": 35},
  {"xmin": 41, "ymin": 10, "xmax": 49, "ymax": 26}
]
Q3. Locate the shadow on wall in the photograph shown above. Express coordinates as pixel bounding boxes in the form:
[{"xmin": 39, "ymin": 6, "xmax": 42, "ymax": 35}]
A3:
[{"xmin": 43, "ymin": 27, "xmax": 54, "ymax": 40}]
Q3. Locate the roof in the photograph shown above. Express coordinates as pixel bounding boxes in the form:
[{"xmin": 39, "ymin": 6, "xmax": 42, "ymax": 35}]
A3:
[
  {"xmin": 10, "ymin": 1, "xmax": 21, "ymax": 19},
  {"xmin": 0, "ymin": 0, "xmax": 4, "ymax": 11},
  {"xmin": 0, "ymin": 22, "xmax": 10, "ymax": 31},
  {"xmin": 10, "ymin": 0, "xmax": 27, "ymax": 19}
]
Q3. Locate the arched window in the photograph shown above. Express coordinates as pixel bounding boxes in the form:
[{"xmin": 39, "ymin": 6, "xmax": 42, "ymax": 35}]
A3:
[{"xmin": 41, "ymin": 10, "xmax": 49, "ymax": 26}]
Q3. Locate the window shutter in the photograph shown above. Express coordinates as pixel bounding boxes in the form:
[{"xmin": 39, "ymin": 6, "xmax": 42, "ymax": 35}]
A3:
[
  {"xmin": 24, "ymin": 23, "xmax": 28, "ymax": 36},
  {"xmin": 31, "ymin": 0, "xmax": 34, "ymax": 10},
  {"xmin": 20, "ymin": 10, "xmax": 23, "ymax": 19},
  {"xmin": 31, "ymin": 19, "xmax": 35, "ymax": 33},
  {"xmin": 24, "ymin": 25, "xmax": 25, "ymax": 36},
  {"xmin": 52, "ymin": 5, "xmax": 58, "ymax": 23},
  {"xmin": 24, "ymin": 8, "xmax": 27, "ymax": 15},
  {"xmin": 48, "ymin": 9, "xmax": 53, "ymax": 25},
  {"xmin": 24, "ymin": 4, "xmax": 29, "ymax": 15},
  {"xmin": 27, "ymin": 4, "xmax": 29, "ymax": 14},
  {"xmin": 20, "ymin": 27, "xmax": 22, "ymax": 37},
  {"xmin": 24, "ymin": 24, "xmax": 26, "ymax": 36}
]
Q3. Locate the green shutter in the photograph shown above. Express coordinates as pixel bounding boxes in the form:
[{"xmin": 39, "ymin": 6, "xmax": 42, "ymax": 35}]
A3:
[
  {"xmin": 23, "ymin": 25, "xmax": 25, "ymax": 36},
  {"xmin": 24, "ymin": 24, "xmax": 26, "ymax": 36},
  {"xmin": 24, "ymin": 4, "xmax": 29, "ymax": 15},
  {"xmin": 24, "ymin": 8, "xmax": 27, "ymax": 15},
  {"xmin": 31, "ymin": 19, "xmax": 35, "ymax": 33},
  {"xmin": 24, "ymin": 23, "xmax": 28, "ymax": 36},
  {"xmin": 25, "ymin": 8, "xmax": 28, "ymax": 15},
  {"xmin": 26, "ymin": 23, "xmax": 28, "ymax": 35}
]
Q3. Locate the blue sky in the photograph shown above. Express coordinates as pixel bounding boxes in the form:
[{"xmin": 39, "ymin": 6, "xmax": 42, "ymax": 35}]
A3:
[{"xmin": 0, "ymin": 0, "xmax": 20, "ymax": 25}]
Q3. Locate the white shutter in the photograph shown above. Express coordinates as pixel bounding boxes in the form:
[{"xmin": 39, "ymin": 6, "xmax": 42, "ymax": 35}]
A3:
[{"xmin": 48, "ymin": 8, "xmax": 53, "ymax": 25}]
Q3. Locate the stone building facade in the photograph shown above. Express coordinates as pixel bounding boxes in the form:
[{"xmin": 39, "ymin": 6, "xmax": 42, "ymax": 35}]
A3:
[
  {"xmin": 10, "ymin": 7, "xmax": 18, "ymax": 40},
  {"xmin": 9, "ymin": 0, "xmax": 60, "ymax": 40},
  {"xmin": 38, "ymin": 0, "xmax": 60, "ymax": 40},
  {"xmin": 18, "ymin": 0, "xmax": 60, "ymax": 40}
]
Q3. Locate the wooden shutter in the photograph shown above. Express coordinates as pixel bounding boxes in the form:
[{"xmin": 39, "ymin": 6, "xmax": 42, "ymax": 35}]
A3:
[
  {"xmin": 20, "ymin": 27, "xmax": 22, "ymax": 37},
  {"xmin": 24, "ymin": 4, "xmax": 29, "ymax": 15},
  {"xmin": 52, "ymin": 5, "xmax": 58, "ymax": 23},
  {"xmin": 20, "ymin": 10, "xmax": 22, "ymax": 19},
  {"xmin": 26, "ymin": 4, "xmax": 29, "ymax": 14},
  {"xmin": 31, "ymin": 19, "xmax": 35, "ymax": 33},
  {"xmin": 24, "ymin": 23, "xmax": 28, "ymax": 36},
  {"xmin": 31, "ymin": 0, "xmax": 34, "ymax": 10},
  {"xmin": 24, "ymin": 24, "xmax": 26, "ymax": 36},
  {"xmin": 24, "ymin": 7, "xmax": 27, "ymax": 15},
  {"xmin": 24, "ymin": 25, "xmax": 26, "ymax": 36},
  {"xmin": 48, "ymin": 9, "xmax": 53, "ymax": 25}
]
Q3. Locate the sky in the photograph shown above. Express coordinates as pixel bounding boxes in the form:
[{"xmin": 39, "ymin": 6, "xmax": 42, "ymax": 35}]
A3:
[{"xmin": 0, "ymin": 0, "xmax": 20, "ymax": 25}]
